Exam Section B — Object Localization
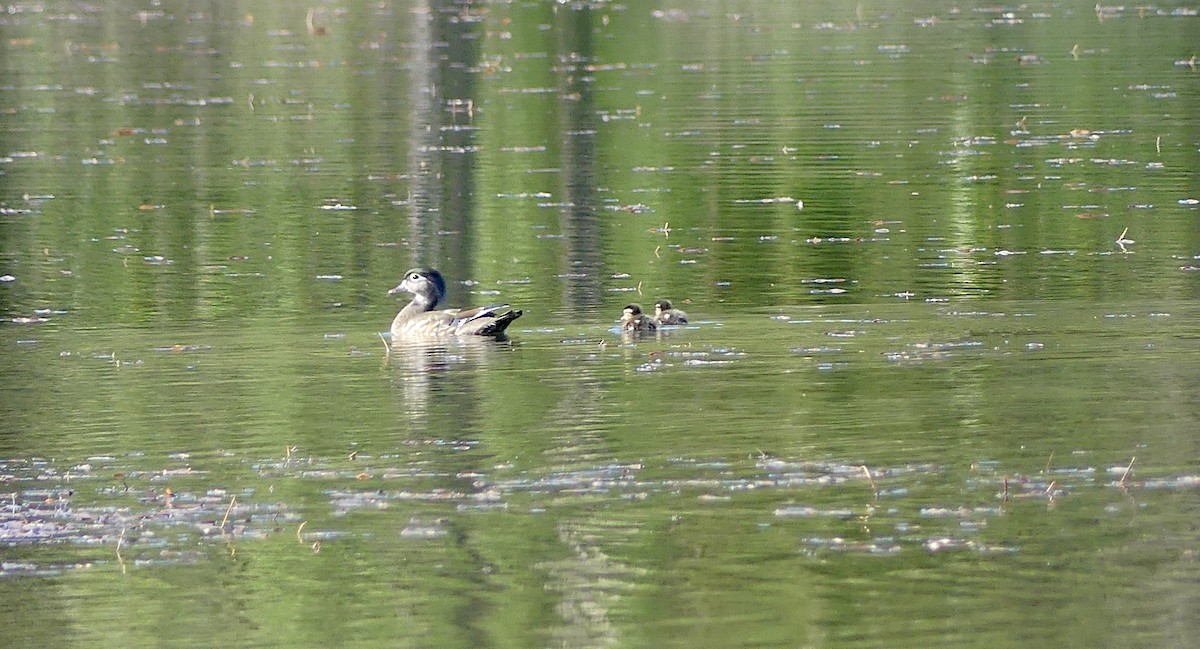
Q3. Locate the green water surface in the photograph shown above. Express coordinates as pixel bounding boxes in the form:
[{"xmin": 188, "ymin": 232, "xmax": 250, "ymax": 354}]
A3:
[{"xmin": 2, "ymin": 1, "xmax": 1199, "ymax": 648}]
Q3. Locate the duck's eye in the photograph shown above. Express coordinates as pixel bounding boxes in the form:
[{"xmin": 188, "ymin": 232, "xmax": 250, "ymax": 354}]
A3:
[{"xmin": 409, "ymin": 272, "xmax": 420, "ymax": 280}]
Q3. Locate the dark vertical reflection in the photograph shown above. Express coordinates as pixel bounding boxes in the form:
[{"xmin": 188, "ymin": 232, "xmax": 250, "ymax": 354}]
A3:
[
  {"xmin": 539, "ymin": 353, "xmax": 631, "ymax": 648},
  {"xmin": 555, "ymin": 5, "xmax": 604, "ymax": 313},
  {"xmin": 548, "ymin": 12, "xmax": 636, "ymax": 641},
  {"xmin": 398, "ymin": 9, "xmax": 494, "ymax": 647},
  {"xmin": 406, "ymin": 0, "xmax": 438, "ymax": 264},
  {"xmin": 406, "ymin": 0, "xmax": 480, "ymax": 290}
]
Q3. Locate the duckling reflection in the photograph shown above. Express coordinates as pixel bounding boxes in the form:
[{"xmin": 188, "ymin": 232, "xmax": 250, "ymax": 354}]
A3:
[
  {"xmin": 388, "ymin": 268, "xmax": 522, "ymax": 339},
  {"xmin": 653, "ymin": 299, "xmax": 688, "ymax": 326}
]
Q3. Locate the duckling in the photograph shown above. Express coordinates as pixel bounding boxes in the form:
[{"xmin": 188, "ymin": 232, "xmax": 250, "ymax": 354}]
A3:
[
  {"xmin": 653, "ymin": 299, "xmax": 688, "ymax": 325},
  {"xmin": 619, "ymin": 303, "xmax": 657, "ymax": 332},
  {"xmin": 388, "ymin": 268, "xmax": 521, "ymax": 338}
]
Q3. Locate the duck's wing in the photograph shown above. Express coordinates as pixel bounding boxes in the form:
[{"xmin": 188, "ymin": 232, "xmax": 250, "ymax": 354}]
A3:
[{"xmin": 449, "ymin": 304, "xmax": 522, "ymax": 335}]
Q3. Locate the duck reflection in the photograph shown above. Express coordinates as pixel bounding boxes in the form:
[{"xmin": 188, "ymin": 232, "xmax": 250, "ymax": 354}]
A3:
[{"xmin": 386, "ymin": 336, "xmax": 513, "ymax": 425}]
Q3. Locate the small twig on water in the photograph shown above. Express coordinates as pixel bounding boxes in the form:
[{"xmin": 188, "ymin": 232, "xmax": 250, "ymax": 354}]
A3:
[
  {"xmin": 379, "ymin": 332, "xmax": 390, "ymax": 357},
  {"xmin": 116, "ymin": 526, "xmax": 129, "ymax": 571},
  {"xmin": 116, "ymin": 526, "xmax": 127, "ymax": 573},
  {"xmin": 1044, "ymin": 451, "xmax": 1054, "ymax": 474},
  {"xmin": 305, "ymin": 8, "xmax": 326, "ymax": 36},
  {"xmin": 1119, "ymin": 456, "xmax": 1136, "ymax": 487},
  {"xmin": 219, "ymin": 495, "xmax": 237, "ymax": 531},
  {"xmin": 296, "ymin": 521, "xmax": 307, "ymax": 543},
  {"xmin": 861, "ymin": 465, "xmax": 878, "ymax": 499},
  {"xmin": 1002, "ymin": 476, "xmax": 1009, "ymax": 505}
]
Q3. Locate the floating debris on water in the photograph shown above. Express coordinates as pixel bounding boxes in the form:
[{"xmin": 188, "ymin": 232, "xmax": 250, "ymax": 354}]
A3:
[
  {"xmin": 774, "ymin": 505, "xmax": 857, "ymax": 519},
  {"xmin": 0, "ymin": 457, "xmax": 296, "ymax": 577},
  {"xmin": 0, "ymin": 443, "xmax": 1183, "ymax": 575}
]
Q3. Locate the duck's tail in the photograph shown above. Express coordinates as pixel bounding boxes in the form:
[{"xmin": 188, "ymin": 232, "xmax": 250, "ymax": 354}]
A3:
[{"xmin": 476, "ymin": 309, "xmax": 522, "ymax": 336}]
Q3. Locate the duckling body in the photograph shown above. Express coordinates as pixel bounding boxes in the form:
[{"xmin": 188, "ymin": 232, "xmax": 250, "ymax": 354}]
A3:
[
  {"xmin": 388, "ymin": 268, "xmax": 521, "ymax": 338},
  {"xmin": 619, "ymin": 303, "xmax": 657, "ymax": 332},
  {"xmin": 653, "ymin": 299, "xmax": 688, "ymax": 326}
]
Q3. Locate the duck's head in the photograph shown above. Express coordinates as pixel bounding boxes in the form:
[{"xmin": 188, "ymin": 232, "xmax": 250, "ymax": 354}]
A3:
[
  {"xmin": 653, "ymin": 300, "xmax": 673, "ymax": 315},
  {"xmin": 388, "ymin": 268, "xmax": 446, "ymax": 304},
  {"xmin": 622, "ymin": 303, "xmax": 645, "ymax": 319}
]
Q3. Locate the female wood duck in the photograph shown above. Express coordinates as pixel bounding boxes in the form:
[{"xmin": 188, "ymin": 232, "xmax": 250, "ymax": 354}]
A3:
[
  {"xmin": 388, "ymin": 268, "xmax": 522, "ymax": 338},
  {"xmin": 620, "ymin": 303, "xmax": 657, "ymax": 332},
  {"xmin": 653, "ymin": 299, "xmax": 688, "ymax": 325}
]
